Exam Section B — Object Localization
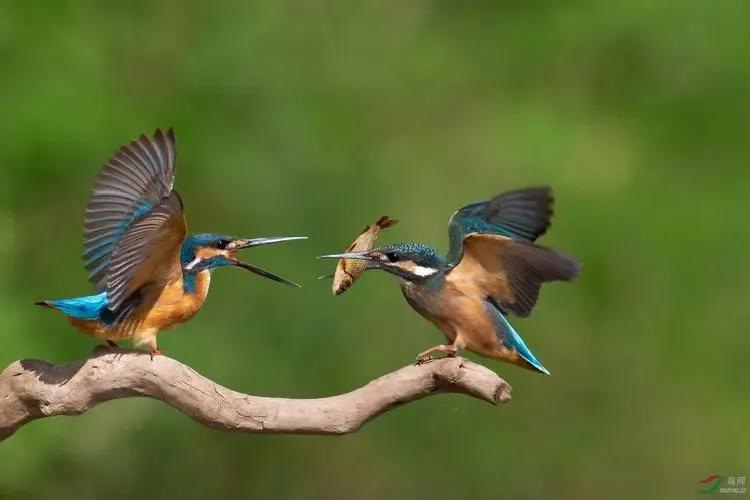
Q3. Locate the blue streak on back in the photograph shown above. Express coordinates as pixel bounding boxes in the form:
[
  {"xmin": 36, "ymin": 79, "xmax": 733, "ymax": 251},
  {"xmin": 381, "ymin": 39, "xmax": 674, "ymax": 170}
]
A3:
[
  {"xmin": 485, "ymin": 301, "xmax": 550, "ymax": 375},
  {"xmin": 47, "ymin": 292, "xmax": 109, "ymax": 320}
]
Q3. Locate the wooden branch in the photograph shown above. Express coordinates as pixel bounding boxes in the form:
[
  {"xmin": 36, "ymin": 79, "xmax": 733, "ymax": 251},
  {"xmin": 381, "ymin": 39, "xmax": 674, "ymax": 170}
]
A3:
[{"xmin": 0, "ymin": 349, "xmax": 511, "ymax": 441}]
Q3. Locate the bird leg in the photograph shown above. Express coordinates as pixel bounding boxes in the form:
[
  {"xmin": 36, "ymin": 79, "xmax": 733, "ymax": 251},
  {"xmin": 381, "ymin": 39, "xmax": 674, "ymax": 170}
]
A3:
[
  {"xmin": 145, "ymin": 337, "xmax": 163, "ymax": 360},
  {"xmin": 416, "ymin": 344, "xmax": 459, "ymax": 365},
  {"xmin": 106, "ymin": 340, "xmax": 119, "ymax": 348}
]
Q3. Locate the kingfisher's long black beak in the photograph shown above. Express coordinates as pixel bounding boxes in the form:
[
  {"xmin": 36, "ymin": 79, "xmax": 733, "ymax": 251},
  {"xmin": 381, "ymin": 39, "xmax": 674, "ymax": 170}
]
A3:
[
  {"xmin": 317, "ymin": 251, "xmax": 375, "ymax": 261},
  {"xmin": 231, "ymin": 236, "xmax": 307, "ymax": 287},
  {"xmin": 234, "ymin": 236, "xmax": 308, "ymax": 249},
  {"xmin": 316, "ymin": 251, "xmax": 378, "ymax": 280},
  {"xmin": 232, "ymin": 260, "xmax": 301, "ymax": 287}
]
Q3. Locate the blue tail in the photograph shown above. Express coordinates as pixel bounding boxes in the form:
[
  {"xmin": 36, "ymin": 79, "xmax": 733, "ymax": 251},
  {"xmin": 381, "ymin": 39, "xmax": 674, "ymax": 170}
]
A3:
[
  {"xmin": 36, "ymin": 292, "xmax": 108, "ymax": 320},
  {"xmin": 486, "ymin": 301, "xmax": 550, "ymax": 375}
]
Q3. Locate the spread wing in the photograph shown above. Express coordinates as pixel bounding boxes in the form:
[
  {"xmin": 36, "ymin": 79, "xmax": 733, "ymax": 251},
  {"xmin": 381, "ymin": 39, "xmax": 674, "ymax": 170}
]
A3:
[
  {"xmin": 446, "ymin": 233, "xmax": 579, "ymax": 317},
  {"xmin": 82, "ymin": 129, "xmax": 186, "ymax": 311},
  {"xmin": 446, "ymin": 187, "xmax": 553, "ymax": 267},
  {"xmin": 105, "ymin": 191, "xmax": 186, "ymax": 310}
]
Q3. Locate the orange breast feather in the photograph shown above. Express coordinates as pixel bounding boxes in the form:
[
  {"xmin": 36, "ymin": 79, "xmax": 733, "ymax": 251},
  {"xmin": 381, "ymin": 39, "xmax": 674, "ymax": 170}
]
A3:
[
  {"xmin": 144, "ymin": 271, "xmax": 211, "ymax": 332},
  {"xmin": 429, "ymin": 283, "xmax": 500, "ymax": 354},
  {"xmin": 69, "ymin": 271, "xmax": 211, "ymax": 342}
]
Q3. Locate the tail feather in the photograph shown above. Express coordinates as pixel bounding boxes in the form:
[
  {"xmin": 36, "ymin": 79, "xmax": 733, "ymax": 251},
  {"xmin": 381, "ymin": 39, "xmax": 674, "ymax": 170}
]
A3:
[
  {"xmin": 35, "ymin": 292, "xmax": 108, "ymax": 320},
  {"xmin": 488, "ymin": 302, "xmax": 550, "ymax": 375}
]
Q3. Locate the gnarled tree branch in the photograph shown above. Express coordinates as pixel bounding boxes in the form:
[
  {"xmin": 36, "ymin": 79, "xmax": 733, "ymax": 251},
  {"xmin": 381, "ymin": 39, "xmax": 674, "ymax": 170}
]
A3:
[{"xmin": 0, "ymin": 349, "xmax": 511, "ymax": 441}]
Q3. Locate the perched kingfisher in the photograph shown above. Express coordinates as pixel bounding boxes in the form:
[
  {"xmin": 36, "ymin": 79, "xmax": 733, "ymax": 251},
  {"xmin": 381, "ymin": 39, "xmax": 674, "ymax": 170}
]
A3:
[
  {"xmin": 320, "ymin": 188, "xmax": 580, "ymax": 374},
  {"xmin": 37, "ymin": 129, "xmax": 305, "ymax": 355}
]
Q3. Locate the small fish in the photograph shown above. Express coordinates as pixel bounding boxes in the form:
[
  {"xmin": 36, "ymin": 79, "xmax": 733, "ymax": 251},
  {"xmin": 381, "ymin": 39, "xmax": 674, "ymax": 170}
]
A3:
[{"xmin": 331, "ymin": 216, "xmax": 398, "ymax": 295}]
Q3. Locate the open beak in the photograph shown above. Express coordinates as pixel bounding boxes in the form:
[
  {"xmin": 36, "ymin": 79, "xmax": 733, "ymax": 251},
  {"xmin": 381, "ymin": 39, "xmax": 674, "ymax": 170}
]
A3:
[
  {"xmin": 231, "ymin": 236, "xmax": 307, "ymax": 287},
  {"xmin": 316, "ymin": 251, "xmax": 375, "ymax": 261},
  {"xmin": 233, "ymin": 236, "xmax": 307, "ymax": 249}
]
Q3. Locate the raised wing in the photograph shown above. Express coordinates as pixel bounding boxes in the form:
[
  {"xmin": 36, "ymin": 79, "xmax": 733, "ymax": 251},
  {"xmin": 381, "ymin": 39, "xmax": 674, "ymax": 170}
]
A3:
[
  {"xmin": 446, "ymin": 233, "xmax": 579, "ymax": 317},
  {"xmin": 82, "ymin": 129, "xmax": 185, "ymax": 311},
  {"xmin": 106, "ymin": 191, "xmax": 186, "ymax": 310},
  {"xmin": 446, "ymin": 187, "xmax": 553, "ymax": 266}
]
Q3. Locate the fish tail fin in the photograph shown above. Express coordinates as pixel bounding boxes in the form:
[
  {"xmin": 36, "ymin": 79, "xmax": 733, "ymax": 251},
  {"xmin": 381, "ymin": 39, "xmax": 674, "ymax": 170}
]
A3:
[{"xmin": 375, "ymin": 216, "xmax": 398, "ymax": 229}]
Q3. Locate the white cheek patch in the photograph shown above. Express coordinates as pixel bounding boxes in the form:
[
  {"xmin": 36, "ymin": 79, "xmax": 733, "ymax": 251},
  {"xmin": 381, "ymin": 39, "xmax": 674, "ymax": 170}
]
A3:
[
  {"xmin": 185, "ymin": 257, "xmax": 202, "ymax": 271},
  {"xmin": 186, "ymin": 250, "xmax": 232, "ymax": 271},
  {"xmin": 413, "ymin": 265, "xmax": 438, "ymax": 277}
]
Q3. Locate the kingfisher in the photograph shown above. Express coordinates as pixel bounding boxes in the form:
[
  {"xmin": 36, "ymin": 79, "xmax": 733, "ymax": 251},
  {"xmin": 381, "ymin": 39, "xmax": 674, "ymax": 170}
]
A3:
[
  {"xmin": 37, "ymin": 129, "xmax": 306, "ymax": 355},
  {"xmin": 319, "ymin": 187, "xmax": 580, "ymax": 374}
]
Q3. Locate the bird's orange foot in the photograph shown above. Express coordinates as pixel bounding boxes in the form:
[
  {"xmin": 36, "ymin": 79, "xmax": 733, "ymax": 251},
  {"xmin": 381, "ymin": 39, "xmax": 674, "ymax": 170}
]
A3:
[
  {"xmin": 415, "ymin": 344, "xmax": 458, "ymax": 365},
  {"xmin": 149, "ymin": 348, "xmax": 163, "ymax": 360}
]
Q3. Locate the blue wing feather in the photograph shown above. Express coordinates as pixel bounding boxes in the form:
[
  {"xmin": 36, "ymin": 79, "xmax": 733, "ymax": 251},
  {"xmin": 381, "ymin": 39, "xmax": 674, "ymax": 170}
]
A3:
[
  {"xmin": 83, "ymin": 129, "xmax": 177, "ymax": 293},
  {"xmin": 104, "ymin": 191, "xmax": 185, "ymax": 310},
  {"xmin": 446, "ymin": 187, "xmax": 553, "ymax": 266}
]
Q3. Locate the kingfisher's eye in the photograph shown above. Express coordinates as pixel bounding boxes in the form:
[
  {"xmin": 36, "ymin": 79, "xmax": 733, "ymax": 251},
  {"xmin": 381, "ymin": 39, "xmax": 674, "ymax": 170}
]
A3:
[
  {"xmin": 385, "ymin": 252, "xmax": 400, "ymax": 262},
  {"xmin": 216, "ymin": 239, "xmax": 230, "ymax": 250}
]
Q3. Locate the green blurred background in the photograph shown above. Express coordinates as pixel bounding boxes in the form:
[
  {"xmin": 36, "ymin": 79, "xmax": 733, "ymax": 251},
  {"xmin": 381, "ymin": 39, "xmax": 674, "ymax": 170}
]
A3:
[{"xmin": 1, "ymin": 1, "xmax": 748, "ymax": 499}]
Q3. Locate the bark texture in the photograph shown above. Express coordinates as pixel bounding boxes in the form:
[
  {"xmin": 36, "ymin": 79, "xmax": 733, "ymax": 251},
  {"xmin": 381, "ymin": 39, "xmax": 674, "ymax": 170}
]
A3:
[{"xmin": 0, "ymin": 349, "xmax": 511, "ymax": 441}]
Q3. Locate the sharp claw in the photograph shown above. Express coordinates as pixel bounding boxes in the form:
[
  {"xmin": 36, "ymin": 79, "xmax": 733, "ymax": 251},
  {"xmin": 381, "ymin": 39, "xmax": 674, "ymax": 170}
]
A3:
[
  {"xmin": 415, "ymin": 354, "xmax": 433, "ymax": 365},
  {"xmin": 415, "ymin": 344, "xmax": 458, "ymax": 365}
]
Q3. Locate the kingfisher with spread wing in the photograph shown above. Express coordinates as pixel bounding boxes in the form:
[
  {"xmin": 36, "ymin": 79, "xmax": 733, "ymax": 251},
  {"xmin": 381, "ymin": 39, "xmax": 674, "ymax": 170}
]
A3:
[
  {"xmin": 320, "ymin": 188, "xmax": 579, "ymax": 374},
  {"xmin": 37, "ymin": 129, "xmax": 305, "ymax": 355}
]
